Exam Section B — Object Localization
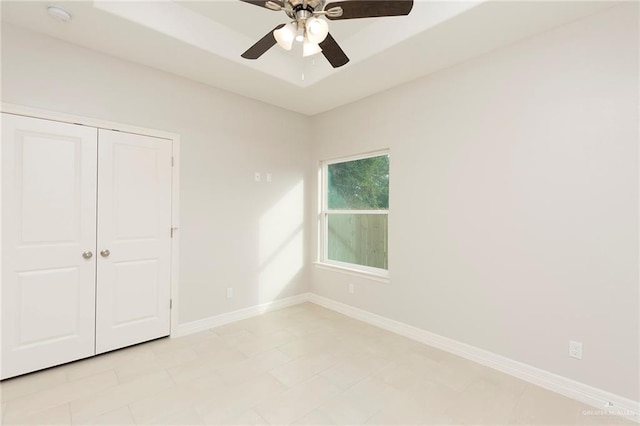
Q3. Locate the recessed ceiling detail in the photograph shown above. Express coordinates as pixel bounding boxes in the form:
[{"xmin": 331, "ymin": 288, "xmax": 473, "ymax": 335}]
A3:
[
  {"xmin": 1, "ymin": 1, "xmax": 619, "ymax": 114},
  {"xmin": 91, "ymin": 0, "xmax": 445, "ymax": 86}
]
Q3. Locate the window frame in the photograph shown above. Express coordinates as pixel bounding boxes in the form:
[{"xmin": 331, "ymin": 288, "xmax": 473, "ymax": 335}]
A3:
[{"xmin": 318, "ymin": 150, "xmax": 390, "ymax": 279}]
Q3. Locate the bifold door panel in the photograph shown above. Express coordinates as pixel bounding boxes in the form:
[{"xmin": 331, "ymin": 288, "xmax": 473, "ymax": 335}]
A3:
[
  {"xmin": 95, "ymin": 129, "xmax": 172, "ymax": 354},
  {"xmin": 1, "ymin": 114, "xmax": 98, "ymax": 379},
  {"xmin": 1, "ymin": 113, "xmax": 173, "ymax": 379}
]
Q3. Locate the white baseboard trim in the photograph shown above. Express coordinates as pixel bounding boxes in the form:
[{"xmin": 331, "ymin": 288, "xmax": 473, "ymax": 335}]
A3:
[
  {"xmin": 307, "ymin": 294, "xmax": 640, "ymax": 423},
  {"xmin": 173, "ymin": 293, "xmax": 311, "ymax": 338},
  {"xmin": 170, "ymin": 291, "xmax": 638, "ymax": 423}
]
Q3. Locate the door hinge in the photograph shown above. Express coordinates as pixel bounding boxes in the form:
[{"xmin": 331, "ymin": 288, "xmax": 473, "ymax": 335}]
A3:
[
  {"xmin": 170, "ymin": 299, "xmax": 173, "ymax": 309},
  {"xmin": 170, "ymin": 227, "xmax": 178, "ymax": 238},
  {"xmin": 171, "ymin": 156, "xmax": 174, "ymax": 167}
]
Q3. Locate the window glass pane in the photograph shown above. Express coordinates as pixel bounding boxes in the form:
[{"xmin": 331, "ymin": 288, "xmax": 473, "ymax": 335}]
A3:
[
  {"xmin": 328, "ymin": 155, "xmax": 389, "ymax": 210},
  {"xmin": 327, "ymin": 214, "xmax": 388, "ymax": 269}
]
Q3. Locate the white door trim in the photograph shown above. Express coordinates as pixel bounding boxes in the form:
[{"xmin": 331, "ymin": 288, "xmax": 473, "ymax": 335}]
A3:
[{"xmin": 0, "ymin": 103, "xmax": 182, "ymax": 337}]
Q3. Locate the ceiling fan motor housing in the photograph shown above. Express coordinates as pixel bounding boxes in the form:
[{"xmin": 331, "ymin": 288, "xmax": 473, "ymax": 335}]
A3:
[{"xmin": 286, "ymin": 0, "xmax": 324, "ymax": 20}]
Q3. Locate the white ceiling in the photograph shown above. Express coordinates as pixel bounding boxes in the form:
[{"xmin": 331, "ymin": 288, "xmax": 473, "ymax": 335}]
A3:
[{"xmin": 1, "ymin": 0, "xmax": 618, "ymax": 115}]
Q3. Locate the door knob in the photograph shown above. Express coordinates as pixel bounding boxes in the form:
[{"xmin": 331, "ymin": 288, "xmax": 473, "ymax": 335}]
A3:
[
  {"xmin": 82, "ymin": 251, "xmax": 93, "ymax": 259},
  {"xmin": 100, "ymin": 249, "xmax": 111, "ymax": 258}
]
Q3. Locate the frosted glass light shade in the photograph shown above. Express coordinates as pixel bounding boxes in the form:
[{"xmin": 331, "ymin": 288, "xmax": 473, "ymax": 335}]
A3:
[
  {"xmin": 274, "ymin": 23, "xmax": 297, "ymax": 51},
  {"xmin": 305, "ymin": 17, "xmax": 328, "ymax": 44},
  {"xmin": 303, "ymin": 40, "xmax": 322, "ymax": 57}
]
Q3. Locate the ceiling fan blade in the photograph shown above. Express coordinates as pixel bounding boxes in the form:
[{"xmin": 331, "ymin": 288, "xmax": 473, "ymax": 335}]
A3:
[
  {"xmin": 319, "ymin": 33, "xmax": 349, "ymax": 68},
  {"xmin": 238, "ymin": 0, "xmax": 283, "ymax": 10},
  {"xmin": 325, "ymin": 0, "xmax": 413, "ymax": 20},
  {"xmin": 241, "ymin": 24, "xmax": 285, "ymax": 60}
]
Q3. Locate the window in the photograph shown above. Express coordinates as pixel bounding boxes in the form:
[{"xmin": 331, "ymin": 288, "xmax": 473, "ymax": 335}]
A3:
[{"xmin": 320, "ymin": 151, "xmax": 389, "ymax": 276}]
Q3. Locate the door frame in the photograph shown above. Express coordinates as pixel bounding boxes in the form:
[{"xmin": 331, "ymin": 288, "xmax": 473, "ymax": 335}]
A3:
[{"xmin": 0, "ymin": 103, "xmax": 182, "ymax": 338}]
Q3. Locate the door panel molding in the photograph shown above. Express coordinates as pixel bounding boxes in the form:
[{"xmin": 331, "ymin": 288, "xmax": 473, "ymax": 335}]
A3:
[
  {"xmin": 1, "ymin": 105, "xmax": 181, "ymax": 379},
  {"xmin": 1, "ymin": 103, "xmax": 181, "ymax": 340},
  {"xmin": 1, "ymin": 114, "xmax": 98, "ymax": 379},
  {"xmin": 95, "ymin": 128, "xmax": 172, "ymax": 354}
]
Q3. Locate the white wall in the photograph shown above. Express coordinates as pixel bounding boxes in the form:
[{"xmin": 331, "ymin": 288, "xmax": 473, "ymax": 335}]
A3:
[
  {"xmin": 1, "ymin": 24, "xmax": 312, "ymax": 324},
  {"xmin": 310, "ymin": 4, "xmax": 639, "ymax": 401},
  {"xmin": 2, "ymin": 1, "xmax": 637, "ymax": 404}
]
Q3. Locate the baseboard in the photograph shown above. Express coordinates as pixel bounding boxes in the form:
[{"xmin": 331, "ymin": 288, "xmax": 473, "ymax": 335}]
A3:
[
  {"xmin": 173, "ymin": 292, "xmax": 311, "ymax": 338},
  {"xmin": 307, "ymin": 294, "xmax": 640, "ymax": 423},
  {"xmin": 171, "ymin": 291, "xmax": 638, "ymax": 423}
]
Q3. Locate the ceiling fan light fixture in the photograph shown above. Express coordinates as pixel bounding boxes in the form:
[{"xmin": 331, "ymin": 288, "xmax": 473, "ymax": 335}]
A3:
[
  {"xmin": 273, "ymin": 22, "xmax": 297, "ymax": 50},
  {"xmin": 302, "ymin": 40, "xmax": 322, "ymax": 57},
  {"xmin": 241, "ymin": 0, "xmax": 414, "ymax": 68},
  {"xmin": 305, "ymin": 17, "xmax": 328, "ymax": 43}
]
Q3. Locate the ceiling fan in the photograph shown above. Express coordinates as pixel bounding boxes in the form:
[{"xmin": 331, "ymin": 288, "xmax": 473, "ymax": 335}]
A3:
[{"xmin": 240, "ymin": 0, "xmax": 414, "ymax": 68}]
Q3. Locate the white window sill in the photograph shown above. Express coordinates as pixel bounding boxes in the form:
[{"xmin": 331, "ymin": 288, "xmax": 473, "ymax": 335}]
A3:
[{"xmin": 313, "ymin": 262, "xmax": 391, "ymax": 284}]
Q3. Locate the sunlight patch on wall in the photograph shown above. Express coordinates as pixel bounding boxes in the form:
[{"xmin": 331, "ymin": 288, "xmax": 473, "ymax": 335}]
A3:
[{"xmin": 258, "ymin": 180, "xmax": 304, "ymax": 306}]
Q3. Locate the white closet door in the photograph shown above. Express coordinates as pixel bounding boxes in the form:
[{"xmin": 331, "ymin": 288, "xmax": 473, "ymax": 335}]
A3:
[
  {"xmin": 95, "ymin": 129, "xmax": 172, "ymax": 354},
  {"xmin": 1, "ymin": 113, "xmax": 98, "ymax": 379}
]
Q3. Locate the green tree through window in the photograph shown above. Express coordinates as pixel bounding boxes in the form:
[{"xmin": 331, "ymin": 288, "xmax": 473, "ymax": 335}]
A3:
[
  {"xmin": 328, "ymin": 155, "xmax": 389, "ymax": 210},
  {"xmin": 323, "ymin": 153, "xmax": 389, "ymax": 272}
]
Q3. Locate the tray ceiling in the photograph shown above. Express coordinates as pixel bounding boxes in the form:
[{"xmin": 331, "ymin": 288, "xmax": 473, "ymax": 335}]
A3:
[{"xmin": 1, "ymin": 1, "xmax": 618, "ymax": 115}]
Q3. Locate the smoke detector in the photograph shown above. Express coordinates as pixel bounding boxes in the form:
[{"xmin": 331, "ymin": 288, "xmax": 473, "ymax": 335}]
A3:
[{"xmin": 47, "ymin": 5, "xmax": 72, "ymax": 22}]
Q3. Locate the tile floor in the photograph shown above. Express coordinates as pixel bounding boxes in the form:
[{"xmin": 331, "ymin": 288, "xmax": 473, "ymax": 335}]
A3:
[{"xmin": 0, "ymin": 303, "xmax": 633, "ymax": 425}]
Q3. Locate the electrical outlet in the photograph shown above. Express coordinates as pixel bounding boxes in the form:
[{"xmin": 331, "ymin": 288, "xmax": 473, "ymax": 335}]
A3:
[
  {"xmin": 348, "ymin": 283, "xmax": 355, "ymax": 294},
  {"xmin": 226, "ymin": 287, "xmax": 234, "ymax": 299},
  {"xmin": 254, "ymin": 172, "xmax": 261, "ymax": 182},
  {"xmin": 569, "ymin": 340, "xmax": 582, "ymax": 359}
]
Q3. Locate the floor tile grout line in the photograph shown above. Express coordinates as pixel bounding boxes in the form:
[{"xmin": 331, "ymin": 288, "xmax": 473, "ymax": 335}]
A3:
[
  {"xmin": 125, "ymin": 404, "xmax": 137, "ymax": 425},
  {"xmin": 3, "ymin": 370, "xmax": 122, "ymax": 422},
  {"xmin": 0, "ymin": 371, "xmax": 69, "ymax": 405},
  {"xmin": 362, "ymin": 407, "xmax": 382, "ymax": 425},
  {"xmin": 1, "ymin": 304, "xmax": 615, "ymax": 426},
  {"xmin": 253, "ymin": 408, "xmax": 271, "ymax": 425},
  {"xmin": 67, "ymin": 370, "xmax": 176, "ymax": 425}
]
